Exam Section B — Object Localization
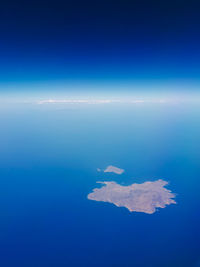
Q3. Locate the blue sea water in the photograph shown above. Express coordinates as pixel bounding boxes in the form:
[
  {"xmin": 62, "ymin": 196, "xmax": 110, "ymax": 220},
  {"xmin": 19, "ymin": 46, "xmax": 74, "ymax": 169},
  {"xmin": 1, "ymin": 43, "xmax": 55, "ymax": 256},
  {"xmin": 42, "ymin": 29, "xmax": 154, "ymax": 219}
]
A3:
[{"xmin": 0, "ymin": 103, "xmax": 200, "ymax": 267}]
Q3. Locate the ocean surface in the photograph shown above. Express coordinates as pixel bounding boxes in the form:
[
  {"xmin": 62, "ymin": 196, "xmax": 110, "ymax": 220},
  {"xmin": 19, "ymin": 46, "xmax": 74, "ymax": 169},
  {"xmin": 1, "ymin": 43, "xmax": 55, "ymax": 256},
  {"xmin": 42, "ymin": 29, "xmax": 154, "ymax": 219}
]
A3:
[{"xmin": 0, "ymin": 102, "xmax": 200, "ymax": 267}]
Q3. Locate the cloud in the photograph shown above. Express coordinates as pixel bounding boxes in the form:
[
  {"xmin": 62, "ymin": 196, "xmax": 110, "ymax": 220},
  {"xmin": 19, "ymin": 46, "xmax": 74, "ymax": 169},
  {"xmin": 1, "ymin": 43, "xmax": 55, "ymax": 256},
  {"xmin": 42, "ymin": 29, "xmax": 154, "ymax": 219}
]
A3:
[
  {"xmin": 36, "ymin": 98, "xmax": 175, "ymax": 105},
  {"xmin": 37, "ymin": 99, "xmax": 117, "ymax": 105}
]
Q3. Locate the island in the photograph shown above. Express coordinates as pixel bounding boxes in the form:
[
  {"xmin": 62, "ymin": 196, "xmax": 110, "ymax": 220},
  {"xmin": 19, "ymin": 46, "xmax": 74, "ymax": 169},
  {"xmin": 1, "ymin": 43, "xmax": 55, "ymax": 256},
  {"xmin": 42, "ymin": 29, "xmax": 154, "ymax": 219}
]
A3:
[
  {"xmin": 87, "ymin": 179, "xmax": 176, "ymax": 214},
  {"xmin": 97, "ymin": 165, "xmax": 124, "ymax": 174}
]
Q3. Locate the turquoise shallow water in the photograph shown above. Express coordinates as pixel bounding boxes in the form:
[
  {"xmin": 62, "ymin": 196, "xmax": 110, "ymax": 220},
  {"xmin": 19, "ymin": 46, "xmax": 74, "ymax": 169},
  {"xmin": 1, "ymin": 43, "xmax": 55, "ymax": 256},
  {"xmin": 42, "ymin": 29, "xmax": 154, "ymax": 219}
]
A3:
[{"xmin": 0, "ymin": 103, "xmax": 200, "ymax": 266}]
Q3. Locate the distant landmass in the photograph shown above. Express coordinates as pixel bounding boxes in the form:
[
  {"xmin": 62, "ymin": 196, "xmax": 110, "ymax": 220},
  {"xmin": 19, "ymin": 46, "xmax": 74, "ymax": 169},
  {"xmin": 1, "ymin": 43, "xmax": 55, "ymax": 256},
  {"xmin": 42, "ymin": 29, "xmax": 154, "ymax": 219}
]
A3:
[
  {"xmin": 97, "ymin": 165, "xmax": 124, "ymax": 174},
  {"xmin": 88, "ymin": 180, "xmax": 176, "ymax": 214}
]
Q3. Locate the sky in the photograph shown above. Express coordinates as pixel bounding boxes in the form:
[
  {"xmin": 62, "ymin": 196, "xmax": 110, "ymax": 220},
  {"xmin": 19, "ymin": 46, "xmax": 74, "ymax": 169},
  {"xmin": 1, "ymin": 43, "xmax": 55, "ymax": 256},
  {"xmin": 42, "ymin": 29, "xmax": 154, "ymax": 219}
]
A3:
[{"xmin": 0, "ymin": 0, "xmax": 200, "ymax": 96}]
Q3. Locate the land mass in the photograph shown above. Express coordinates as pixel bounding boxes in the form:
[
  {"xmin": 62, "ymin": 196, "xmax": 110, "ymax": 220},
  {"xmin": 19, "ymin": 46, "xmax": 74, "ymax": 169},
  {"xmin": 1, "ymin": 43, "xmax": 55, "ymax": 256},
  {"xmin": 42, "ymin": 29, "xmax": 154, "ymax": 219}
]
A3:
[
  {"xmin": 98, "ymin": 165, "xmax": 124, "ymax": 174},
  {"xmin": 87, "ymin": 180, "xmax": 176, "ymax": 214}
]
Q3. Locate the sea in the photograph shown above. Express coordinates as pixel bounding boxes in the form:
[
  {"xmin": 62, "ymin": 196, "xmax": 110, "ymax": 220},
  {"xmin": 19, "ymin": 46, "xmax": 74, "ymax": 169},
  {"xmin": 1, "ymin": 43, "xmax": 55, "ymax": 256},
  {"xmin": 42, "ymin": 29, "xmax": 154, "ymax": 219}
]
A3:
[{"xmin": 0, "ymin": 102, "xmax": 199, "ymax": 266}]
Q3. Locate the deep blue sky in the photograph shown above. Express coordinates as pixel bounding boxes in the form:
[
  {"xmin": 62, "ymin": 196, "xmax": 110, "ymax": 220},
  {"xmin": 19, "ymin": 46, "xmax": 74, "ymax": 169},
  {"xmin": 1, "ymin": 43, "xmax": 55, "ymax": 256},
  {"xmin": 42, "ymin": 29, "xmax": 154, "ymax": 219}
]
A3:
[{"xmin": 1, "ymin": 0, "xmax": 200, "ymax": 92}]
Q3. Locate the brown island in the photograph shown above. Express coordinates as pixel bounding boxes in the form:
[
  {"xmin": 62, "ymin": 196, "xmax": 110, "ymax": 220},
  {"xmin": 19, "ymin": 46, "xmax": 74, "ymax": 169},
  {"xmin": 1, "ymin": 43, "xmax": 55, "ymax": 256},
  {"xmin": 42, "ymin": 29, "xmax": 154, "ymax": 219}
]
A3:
[{"xmin": 87, "ymin": 179, "xmax": 176, "ymax": 214}]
